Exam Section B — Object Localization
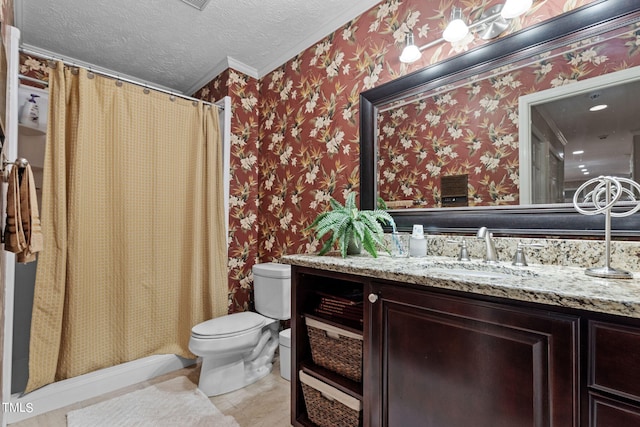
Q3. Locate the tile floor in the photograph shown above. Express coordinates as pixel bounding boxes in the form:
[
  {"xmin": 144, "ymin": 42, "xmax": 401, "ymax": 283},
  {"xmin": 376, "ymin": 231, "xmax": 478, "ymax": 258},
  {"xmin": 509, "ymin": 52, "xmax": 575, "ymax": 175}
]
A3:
[{"xmin": 9, "ymin": 359, "xmax": 291, "ymax": 427}]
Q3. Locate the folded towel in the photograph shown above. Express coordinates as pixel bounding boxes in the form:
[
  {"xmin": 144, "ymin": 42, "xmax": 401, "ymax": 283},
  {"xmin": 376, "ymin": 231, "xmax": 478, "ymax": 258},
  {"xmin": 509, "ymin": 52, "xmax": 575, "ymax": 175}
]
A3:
[
  {"xmin": 4, "ymin": 165, "xmax": 26, "ymax": 254},
  {"xmin": 18, "ymin": 165, "xmax": 43, "ymax": 262},
  {"xmin": 4, "ymin": 164, "xmax": 43, "ymax": 263}
]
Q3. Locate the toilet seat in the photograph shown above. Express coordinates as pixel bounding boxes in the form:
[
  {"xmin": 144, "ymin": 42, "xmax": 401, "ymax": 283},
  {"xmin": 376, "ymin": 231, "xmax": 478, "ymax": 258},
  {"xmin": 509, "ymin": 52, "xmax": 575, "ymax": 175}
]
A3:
[{"xmin": 191, "ymin": 311, "xmax": 266, "ymax": 339}]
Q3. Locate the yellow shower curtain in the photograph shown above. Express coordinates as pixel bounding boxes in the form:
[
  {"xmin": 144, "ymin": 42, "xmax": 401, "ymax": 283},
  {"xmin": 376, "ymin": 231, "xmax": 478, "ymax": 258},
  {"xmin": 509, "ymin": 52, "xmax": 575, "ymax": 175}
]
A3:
[{"xmin": 25, "ymin": 62, "xmax": 228, "ymax": 392}]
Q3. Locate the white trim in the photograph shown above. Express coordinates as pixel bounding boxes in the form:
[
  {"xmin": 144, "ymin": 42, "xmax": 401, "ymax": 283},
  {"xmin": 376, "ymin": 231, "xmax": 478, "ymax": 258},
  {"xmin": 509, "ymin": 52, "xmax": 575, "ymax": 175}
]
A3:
[
  {"xmin": 185, "ymin": 56, "xmax": 259, "ymax": 95},
  {"xmin": 1, "ymin": 24, "xmax": 21, "ymax": 427},
  {"xmin": 7, "ymin": 355, "xmax": 196, "ymax": 423},
  {"xmin": 185, "ymin": 0, "xmax": 380, "ymax": 92},
  {"xmin": 227, "ymin": 57, "xmax": 259, "ymax": 79},
  {"xmin": 519, "ymin": 66, "xmax": 640, "ymax": 205},
  {"xmin": 256, "ymin": 0, "xmax": 381, "ymax": 77},
  {"xmin": 13, "ymin": 0, "xmax": 23, "ymax": 32},
  {"xmin": 214, "ymin": 96, "xmax": 232, "ymax": 246}
]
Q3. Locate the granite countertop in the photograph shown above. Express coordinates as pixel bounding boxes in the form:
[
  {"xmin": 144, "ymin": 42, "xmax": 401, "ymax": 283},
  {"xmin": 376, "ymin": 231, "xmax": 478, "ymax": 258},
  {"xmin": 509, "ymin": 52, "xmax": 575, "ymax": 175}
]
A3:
[{"xmin": 281, "ymin": 253, "xmax": 640, "ymax": 319}]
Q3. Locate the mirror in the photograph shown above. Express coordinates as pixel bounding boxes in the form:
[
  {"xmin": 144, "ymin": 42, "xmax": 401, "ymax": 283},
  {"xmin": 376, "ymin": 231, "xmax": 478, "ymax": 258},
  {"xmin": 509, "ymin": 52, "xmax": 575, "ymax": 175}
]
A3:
[
  {"xmin": 360, "ymin": 0, "xmax": 640, "ymax": 237},
  {"xmin": 520, "ymin": 67, "xmax": 640, "ymax": 204}
]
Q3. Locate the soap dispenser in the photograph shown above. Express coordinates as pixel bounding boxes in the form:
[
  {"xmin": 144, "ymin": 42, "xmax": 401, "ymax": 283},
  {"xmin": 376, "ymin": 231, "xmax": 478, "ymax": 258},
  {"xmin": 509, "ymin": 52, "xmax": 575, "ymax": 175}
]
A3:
[
  {"xmin": 19, "ymin": 94, "xmax": 40, "ymax": 127},
  {"xmin": 409, "ymin": 224, "xmax": 427, "ymax": 257}
]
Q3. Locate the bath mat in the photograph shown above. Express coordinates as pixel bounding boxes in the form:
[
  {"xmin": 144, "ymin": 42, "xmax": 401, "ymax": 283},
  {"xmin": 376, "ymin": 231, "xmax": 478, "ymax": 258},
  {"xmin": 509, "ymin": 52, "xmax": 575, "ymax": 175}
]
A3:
[{"xmin": 66, "ymin": 376, "xmax": 240, "ymax": 427}]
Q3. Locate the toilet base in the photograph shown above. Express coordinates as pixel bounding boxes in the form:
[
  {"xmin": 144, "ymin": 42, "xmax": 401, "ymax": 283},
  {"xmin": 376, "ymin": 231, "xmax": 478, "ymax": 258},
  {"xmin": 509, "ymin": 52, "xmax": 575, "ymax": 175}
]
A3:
[{"xmin": 197, "ymin": 325, "xmax": 279, "ymax": 396}]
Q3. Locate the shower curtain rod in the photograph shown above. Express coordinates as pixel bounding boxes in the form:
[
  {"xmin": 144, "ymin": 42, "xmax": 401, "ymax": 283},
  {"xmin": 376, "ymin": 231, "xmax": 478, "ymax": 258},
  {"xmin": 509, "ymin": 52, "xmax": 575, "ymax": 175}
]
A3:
[
  {"xmin": 19, "ymin": 47, "xmax": 216, "ymax": 108},
  {"xmin": 19, "ymin": 74, "xmax": 48, "ymax": 86}
]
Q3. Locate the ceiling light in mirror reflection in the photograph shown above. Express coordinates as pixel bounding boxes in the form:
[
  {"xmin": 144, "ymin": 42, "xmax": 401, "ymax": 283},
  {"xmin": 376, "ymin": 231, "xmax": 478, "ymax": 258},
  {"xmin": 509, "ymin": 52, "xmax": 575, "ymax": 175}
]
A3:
[{"xmin": 589, "ymin": 104, "xmax": 608, "ymax": 111}]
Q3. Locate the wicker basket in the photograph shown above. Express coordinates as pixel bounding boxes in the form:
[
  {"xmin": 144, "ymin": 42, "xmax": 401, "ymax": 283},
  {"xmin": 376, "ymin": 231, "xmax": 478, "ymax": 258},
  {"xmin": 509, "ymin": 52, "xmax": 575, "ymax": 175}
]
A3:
[
  {"xmin": 305, "ymin": 316, "xmax": 363, "ymax": 382},
  {"xmin": 299, "ymin": 371, "xmax": 362, "ymax": 427}
]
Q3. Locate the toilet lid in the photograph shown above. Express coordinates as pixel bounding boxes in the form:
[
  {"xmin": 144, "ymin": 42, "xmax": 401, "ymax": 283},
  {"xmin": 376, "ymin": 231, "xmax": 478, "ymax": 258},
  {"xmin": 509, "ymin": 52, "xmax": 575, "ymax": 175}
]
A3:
[{"xmin": 191, "ymin": 311, "xmax": 266, "ymax": 338}]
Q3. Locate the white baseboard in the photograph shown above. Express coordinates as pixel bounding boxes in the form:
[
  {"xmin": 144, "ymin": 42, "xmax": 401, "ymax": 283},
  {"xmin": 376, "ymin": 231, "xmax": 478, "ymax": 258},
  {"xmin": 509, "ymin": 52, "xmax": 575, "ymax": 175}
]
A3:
[{"xmin": 7, "ymin": 354, "xmax": 196, "ymax": 423}]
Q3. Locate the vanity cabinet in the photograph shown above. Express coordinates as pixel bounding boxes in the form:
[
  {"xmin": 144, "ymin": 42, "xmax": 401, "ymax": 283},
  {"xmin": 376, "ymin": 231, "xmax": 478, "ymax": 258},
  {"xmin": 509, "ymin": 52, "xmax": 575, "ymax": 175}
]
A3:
[
  {"xmin": 289, "ymin": 263, "xmax": 640, "ymax": 427},
  {"xmin": 367, "ymin": 281, "xmax": 579, "ymax": 427}
]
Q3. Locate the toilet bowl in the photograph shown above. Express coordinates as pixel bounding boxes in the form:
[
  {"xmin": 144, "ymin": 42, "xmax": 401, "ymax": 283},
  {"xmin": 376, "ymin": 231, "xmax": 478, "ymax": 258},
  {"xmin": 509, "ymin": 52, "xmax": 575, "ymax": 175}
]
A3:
[{"xmin": 189, "ymin": 262, "xmax": 291, "ymax": 396}]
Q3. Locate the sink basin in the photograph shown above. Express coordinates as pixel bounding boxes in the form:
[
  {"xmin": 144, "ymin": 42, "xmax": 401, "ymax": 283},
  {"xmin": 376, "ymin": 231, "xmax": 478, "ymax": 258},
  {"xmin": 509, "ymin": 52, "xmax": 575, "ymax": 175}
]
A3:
[
  {"xmin": 423, "ymin": 261, "xmax": 538, "ymax": 280},
  {"xmin": 428, "ymin": 268, "xmax": 511, "ymax": 280}
]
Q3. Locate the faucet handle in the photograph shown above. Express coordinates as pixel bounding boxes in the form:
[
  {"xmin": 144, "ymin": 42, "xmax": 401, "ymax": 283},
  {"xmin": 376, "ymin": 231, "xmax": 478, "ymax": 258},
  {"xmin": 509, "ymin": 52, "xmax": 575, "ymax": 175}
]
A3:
[
  {"xmin": 512, "ymin": 242, "xmax": 544, "ymax": 266},
  {"xmin": 447, "ymin": 238, "xmax": 471, "ymax": 261}
]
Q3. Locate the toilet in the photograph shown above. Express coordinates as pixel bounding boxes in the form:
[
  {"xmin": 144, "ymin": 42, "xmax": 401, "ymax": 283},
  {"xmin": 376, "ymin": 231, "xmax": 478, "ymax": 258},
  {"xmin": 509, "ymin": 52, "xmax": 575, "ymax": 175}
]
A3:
[{"xmin": 189, "ymin": 262, "xmax": 291, "ymax": 396}]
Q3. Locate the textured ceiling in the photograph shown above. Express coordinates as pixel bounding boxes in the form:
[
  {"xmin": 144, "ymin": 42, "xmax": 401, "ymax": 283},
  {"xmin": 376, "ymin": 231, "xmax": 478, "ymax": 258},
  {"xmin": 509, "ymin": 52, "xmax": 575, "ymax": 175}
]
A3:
[{"xmin": 15, "ymin": 0, "xmax": 381, "ymax": 94}]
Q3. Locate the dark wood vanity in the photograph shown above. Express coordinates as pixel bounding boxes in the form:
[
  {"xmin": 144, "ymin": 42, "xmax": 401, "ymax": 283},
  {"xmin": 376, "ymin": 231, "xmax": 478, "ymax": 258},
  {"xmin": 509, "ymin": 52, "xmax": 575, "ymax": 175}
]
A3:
[{"xmin": 287, "ymin": 259, "xmax": 640, "ymax": 427}]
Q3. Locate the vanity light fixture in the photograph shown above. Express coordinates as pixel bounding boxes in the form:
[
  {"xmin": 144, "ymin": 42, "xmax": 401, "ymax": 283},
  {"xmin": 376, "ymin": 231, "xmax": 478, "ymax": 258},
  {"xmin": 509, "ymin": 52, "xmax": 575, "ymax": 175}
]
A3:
[
  {"xmin": 400, "ymin": 1, "xmax": 533, "ymax": 64},
  {"xmin": 573, "ymin": 150, "xmax": 585, "ymax": 155}
]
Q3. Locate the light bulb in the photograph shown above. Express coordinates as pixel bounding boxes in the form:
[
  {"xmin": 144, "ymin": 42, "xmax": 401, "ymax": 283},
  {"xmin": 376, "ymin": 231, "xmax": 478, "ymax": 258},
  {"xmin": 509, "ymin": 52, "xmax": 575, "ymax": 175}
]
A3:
[
  {"xmin": 501, "ymin": 0, "xmax": 533, "ymax": 20},
  {"xmin": 399, "ymin": 33, "xmax": 422, "ymax": 63},
  {"xmin": 443, "ymin": 7, "xmax": 469, "ymax": 43},
  {"xmin": 400, "ymin": 45, "xmax": 422, "ymax": 63}
]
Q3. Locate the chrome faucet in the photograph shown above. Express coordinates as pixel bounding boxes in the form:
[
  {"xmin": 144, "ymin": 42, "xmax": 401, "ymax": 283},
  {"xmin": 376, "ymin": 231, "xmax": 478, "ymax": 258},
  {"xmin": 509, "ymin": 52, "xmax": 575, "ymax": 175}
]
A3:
[{"xmin": 476, "ymin": 227, "xmax": 498, "ymax": 263}]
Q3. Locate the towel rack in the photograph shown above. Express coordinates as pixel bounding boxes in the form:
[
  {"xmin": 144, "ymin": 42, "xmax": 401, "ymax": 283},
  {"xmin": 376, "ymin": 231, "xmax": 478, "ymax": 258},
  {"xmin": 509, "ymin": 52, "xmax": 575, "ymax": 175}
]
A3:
[
  {"xmin": 1, "ymin": 157, "xmax": 29, "ymax": 180},
  {"xmin": 3, "ymin": 158, "xmax": 29, "ymax": 168}
]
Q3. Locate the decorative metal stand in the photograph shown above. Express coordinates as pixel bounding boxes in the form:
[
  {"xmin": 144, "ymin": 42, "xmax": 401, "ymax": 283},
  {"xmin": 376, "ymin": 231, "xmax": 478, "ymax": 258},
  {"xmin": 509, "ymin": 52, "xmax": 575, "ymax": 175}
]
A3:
[{"xmin": 573, "ymin": 176, "xmax": 640, "ymax": 279}]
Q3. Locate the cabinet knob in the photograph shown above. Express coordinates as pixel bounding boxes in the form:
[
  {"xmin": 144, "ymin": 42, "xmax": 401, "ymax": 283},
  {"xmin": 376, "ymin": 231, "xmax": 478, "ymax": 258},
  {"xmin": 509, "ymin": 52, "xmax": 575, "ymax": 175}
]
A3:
[{"xmin": 368, "ymin": 293, "xmax": 379, "ymax": 303}]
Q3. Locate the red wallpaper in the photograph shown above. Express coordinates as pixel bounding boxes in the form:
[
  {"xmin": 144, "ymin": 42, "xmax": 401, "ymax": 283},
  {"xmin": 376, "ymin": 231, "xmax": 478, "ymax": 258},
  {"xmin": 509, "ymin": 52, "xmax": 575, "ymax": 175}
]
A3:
[
  {"xmin": 252, "ymin": 0, "xmax": 599, "ymax": 264},
  {"xmin": 194, "ymin": 69, "xmax": 261, "ymax": 313},
  {"xmin": 21, "ymin": 0, "xmax": 619, "ymax": 314}
]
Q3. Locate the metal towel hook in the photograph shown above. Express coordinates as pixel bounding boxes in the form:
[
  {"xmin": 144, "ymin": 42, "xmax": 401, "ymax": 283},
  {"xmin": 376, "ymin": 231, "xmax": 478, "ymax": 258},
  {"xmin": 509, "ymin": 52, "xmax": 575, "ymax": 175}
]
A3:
[{"xmin": 1, "ymin": 158, "xmax": 30, "ymax": 181}]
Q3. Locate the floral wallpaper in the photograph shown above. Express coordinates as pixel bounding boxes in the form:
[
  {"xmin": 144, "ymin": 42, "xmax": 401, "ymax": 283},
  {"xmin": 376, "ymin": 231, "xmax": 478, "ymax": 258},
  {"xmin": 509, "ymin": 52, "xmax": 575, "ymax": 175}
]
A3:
[
  {"xmin": 196, "ymin": 0, "xmax": 606, "ymax": 311},
  {"xmin": 194, "ymin": 69, "xmax": 262, "ymax": 313},
  {"xmin": 377, "ymin": 25, "xmax": 640, "ymax": 208},
  {"xmin": 21, "ymin": 0, "xmax": 627, "ymax": 314}
]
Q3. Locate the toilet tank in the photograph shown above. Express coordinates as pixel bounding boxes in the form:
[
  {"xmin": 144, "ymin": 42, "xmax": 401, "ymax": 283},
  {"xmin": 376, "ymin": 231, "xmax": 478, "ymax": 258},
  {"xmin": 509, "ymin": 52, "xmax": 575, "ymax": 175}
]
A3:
[{"xmin": 252, "ymin": 263, "xmax": 291, "ymax": 320}]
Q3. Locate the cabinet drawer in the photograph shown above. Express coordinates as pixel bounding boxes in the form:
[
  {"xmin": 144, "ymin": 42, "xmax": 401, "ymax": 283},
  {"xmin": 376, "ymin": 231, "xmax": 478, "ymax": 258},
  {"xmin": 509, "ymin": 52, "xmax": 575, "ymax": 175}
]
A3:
[
  {"xmin": 590, "ymin": 321, "xmax": 640, "ymax": 400},
  {"xmin": 590, "ymin": 393, "xmax": 640, "ymax": 427}
]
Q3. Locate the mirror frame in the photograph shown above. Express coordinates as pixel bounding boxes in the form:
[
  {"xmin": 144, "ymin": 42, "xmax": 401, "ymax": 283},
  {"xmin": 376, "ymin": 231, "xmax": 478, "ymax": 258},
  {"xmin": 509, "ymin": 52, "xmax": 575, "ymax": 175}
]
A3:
[{"xmin": 360, "ymin": 0, "xmax": 640, "ymax": 238}]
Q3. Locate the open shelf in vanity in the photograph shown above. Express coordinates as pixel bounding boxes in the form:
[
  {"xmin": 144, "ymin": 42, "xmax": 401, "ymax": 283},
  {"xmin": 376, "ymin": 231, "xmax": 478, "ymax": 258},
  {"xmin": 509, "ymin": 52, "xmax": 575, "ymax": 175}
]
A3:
[{"xmin": 291, "ymin": 267, "xmax": 365, "ymax": 427}]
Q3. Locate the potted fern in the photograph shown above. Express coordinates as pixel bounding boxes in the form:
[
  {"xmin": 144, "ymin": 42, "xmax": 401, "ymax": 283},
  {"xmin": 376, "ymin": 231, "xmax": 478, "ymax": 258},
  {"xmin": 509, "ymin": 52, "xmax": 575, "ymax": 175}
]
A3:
[{"xmin": 307, "ymin": 191, "xmax": 396, "ymax": 258}]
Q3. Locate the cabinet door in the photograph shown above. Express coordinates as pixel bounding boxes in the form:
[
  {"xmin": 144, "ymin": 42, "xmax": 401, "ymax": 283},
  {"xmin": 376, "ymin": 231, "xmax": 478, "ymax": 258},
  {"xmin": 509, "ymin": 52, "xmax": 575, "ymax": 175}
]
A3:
[
  {"xmin": 590, "ymin": 393, "xmax": 640, "ymax": 427},
  {"xmin": 590, "ymin": 320, "xmax": 640, "ymax": 401},
  {"xmin": 366, "ymin": 282, "xmax": 579, "ymax": 427}
]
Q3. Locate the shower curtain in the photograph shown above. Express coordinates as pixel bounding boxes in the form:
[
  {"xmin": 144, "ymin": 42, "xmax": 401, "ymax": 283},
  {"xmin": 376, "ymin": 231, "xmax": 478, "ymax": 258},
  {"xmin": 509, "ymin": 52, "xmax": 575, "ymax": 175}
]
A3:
[{"xmin": 25, "ymin": 62, "xmax": 228, "ymax": 393}]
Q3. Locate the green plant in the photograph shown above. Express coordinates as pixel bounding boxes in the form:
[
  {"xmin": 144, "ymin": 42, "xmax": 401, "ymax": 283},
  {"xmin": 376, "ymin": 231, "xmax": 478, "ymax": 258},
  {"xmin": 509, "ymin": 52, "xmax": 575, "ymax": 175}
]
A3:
[{"xmin": 307, "ymin": 192, "xmax": 396, "ymax": 258}]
